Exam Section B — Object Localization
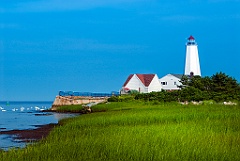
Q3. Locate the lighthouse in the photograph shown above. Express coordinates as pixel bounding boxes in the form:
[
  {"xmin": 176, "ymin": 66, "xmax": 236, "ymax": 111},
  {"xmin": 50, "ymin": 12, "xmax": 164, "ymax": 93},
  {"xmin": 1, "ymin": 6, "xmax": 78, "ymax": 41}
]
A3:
[{"xmin": 184, "ymin": 35, "xmax": 201, "ymax": 76}]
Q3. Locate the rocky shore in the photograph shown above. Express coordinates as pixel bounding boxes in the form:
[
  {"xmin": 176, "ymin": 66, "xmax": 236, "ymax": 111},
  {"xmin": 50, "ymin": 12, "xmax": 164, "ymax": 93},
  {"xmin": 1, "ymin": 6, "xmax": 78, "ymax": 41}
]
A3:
[
  {"xmin": 0, "ymin": 124, "xmax": 58, "ymax": 143},
  {"xmin": 51, "ymin": 95, "xmax": 107, "ymax": 110},
  {"xmin": 0, "ymin": 100, "xmax": 97, "ymax": 149}
]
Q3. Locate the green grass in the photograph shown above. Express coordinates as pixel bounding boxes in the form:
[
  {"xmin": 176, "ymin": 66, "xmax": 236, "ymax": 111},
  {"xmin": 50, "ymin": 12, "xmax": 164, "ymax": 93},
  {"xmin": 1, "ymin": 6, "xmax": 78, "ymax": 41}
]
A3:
[{"xmin": 1, "ymin": 102, "xmax": 240, "ymax": 161}]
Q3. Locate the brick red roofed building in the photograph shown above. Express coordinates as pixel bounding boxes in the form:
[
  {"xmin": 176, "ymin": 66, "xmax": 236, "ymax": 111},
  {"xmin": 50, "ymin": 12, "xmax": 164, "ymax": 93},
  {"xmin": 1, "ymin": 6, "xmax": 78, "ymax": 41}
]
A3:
[{"xmin": 121, "ymin": 74, "xmax": 162, "ymax": 94}]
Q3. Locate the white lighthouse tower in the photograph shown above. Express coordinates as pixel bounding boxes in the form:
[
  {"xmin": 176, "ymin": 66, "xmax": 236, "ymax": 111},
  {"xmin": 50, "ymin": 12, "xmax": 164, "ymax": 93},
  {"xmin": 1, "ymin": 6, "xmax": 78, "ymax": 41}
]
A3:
[{"xmin": 184, "ymin": 35, "xmax": 201, "ymax": 76}]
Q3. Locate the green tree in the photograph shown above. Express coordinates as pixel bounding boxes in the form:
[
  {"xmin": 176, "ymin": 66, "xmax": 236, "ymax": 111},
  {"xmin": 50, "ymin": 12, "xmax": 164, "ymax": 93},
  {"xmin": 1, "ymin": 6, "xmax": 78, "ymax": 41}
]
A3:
[
  {"xmin": 179, "ymin": 75, "xmax": 189, "ymax": 88},
  {"xmin": 206, "ymin": 72, "xmax": 240, "ymax": 101},
  {"xmin": 201, "ymin": 76, "xmax": 213, "ymax": 92},
  {"xmin": 211, "ymin": 72, "xmax": 239, "ymax": 95}
]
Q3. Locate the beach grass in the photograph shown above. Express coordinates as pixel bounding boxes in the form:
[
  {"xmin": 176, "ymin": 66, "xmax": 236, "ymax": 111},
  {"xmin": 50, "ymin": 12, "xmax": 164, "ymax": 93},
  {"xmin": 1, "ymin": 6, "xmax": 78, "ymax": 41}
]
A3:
[{"xmin": 1, "ymin": 102, "xmax": 240, "ymax": 161}]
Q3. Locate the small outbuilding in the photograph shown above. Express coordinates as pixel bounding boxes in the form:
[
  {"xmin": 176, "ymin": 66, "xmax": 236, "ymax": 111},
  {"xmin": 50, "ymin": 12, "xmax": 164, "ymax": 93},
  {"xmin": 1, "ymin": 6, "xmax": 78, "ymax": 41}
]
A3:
[{"xmin": 120, "ymin": 74, "xmax": 162, "ymax": 94}]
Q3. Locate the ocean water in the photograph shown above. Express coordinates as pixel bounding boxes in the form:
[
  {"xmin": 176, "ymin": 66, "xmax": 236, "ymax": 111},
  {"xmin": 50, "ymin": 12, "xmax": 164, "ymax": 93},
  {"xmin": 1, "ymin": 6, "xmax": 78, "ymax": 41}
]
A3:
[{"xmin": 0, "ymin": 101, "xmax": 78, "ymax": 150}]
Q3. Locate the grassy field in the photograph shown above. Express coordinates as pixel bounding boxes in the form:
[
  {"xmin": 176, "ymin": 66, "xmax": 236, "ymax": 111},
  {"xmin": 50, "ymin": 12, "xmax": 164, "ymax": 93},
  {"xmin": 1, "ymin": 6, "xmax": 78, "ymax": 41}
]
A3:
[{"xmin": 1, "ymin": 101, "xmax": 240, "ymax": 161}]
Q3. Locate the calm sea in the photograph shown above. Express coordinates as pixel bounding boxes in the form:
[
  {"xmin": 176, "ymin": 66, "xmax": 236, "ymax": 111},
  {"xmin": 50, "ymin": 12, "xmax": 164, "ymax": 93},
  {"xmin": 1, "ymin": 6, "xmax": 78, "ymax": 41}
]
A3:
[{"xmin": 0, "ymin": 101, "xmax": 78, "ymax": 150}]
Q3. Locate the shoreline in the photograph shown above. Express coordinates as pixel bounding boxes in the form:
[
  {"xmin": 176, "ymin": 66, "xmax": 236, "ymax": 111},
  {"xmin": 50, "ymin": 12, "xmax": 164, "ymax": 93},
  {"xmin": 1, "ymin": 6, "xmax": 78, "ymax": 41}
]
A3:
[
  {"xmin": 0, "ymin": 123, "xmax": 58, "ymax": 143},
  {"xmin": 0, "ymin": 104, "xmax": 89, "ymax": 150}
]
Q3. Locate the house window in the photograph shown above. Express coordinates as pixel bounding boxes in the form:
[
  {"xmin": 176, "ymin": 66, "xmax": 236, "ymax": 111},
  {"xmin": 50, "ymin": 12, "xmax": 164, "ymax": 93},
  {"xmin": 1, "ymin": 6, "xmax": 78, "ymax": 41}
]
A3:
[
  {"xmin": 161, "ymin": 82, "xmax": 167, "ymax": 85},
  {"xmin": 174, "ymin": 82, "xmax": 177, "ymax": 85}
]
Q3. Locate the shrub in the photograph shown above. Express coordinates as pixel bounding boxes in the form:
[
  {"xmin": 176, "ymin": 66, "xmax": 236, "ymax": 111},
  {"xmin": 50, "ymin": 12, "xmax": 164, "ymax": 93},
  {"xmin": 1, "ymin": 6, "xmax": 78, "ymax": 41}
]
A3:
[{"xmin": 108, "ymin": 96, "xmax": 119, "ymax": 102}]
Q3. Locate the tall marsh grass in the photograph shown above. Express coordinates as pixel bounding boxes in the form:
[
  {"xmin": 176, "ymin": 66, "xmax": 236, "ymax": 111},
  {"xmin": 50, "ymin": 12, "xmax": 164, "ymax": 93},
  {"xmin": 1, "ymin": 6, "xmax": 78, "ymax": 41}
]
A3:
[{"xmin": 1, "ymin": 102, "xmax": 240, "ymax": 161}]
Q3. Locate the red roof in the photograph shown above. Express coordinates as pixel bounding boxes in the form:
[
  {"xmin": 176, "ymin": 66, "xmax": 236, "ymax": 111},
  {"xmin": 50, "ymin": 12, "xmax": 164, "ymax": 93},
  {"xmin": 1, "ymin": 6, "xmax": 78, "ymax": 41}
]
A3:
[
  {"xmin": 188, "ymin": 35, "xmax": 195, "ymax": 40},
  {"xmin": 123, "ymin": 74, "xmax": 155, "ymax": 87},
  {"xmin": 123, "ymin": 74, "xmax": 134, "ymax": 87}
]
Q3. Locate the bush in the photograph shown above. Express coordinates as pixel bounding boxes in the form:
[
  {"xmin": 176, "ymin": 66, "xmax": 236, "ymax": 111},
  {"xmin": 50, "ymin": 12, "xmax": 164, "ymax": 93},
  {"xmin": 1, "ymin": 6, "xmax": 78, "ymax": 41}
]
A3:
[
  {"xmin": 108, "ymin": 96, "xmax": 119, "ymax": 102},
  {"xmin": 118, "ymin": 95, "xmax": 135, "ymax": 102},
  {"xmin": 108, "ymin": 95, "xmax": 135, "ymax": 102},
  {"xmin": 202, "ymin": 100, "xmax": 215, "ymax": 105}
]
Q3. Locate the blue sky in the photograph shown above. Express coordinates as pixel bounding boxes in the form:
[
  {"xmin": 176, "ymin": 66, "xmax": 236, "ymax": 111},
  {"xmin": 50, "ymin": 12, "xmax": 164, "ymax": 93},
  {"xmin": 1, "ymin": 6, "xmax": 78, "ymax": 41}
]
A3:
[{"xmin": 1, "ymin": 0, "xmax": 240, "ymax": 101}]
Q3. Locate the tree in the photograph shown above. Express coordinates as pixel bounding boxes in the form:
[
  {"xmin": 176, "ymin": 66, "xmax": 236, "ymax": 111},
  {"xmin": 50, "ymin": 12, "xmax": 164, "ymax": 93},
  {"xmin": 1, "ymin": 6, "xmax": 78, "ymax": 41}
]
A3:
[
  {"xmin": 179, "ymin": 75, "xmax": 189, "ymax": 88},
  {"xmin": 211, "ymin": 72, "xmax": 239, "ymax": 93}
]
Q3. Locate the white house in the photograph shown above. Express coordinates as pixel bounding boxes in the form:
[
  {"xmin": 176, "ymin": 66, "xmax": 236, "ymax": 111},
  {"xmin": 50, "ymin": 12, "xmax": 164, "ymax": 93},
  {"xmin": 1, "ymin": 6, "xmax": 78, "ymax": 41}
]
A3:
[
  {"xmin": 159, "ymin": 74, "xmax": 183, "ymax": 91},
  {"xmin": 121, "ymin": 74, "xmax": 162, "ymax": 94}
]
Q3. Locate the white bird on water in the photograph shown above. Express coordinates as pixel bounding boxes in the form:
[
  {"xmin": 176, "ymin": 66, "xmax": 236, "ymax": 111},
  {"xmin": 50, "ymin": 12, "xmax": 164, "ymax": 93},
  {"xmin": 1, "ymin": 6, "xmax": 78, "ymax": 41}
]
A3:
[
  {"xmin": 0, "ymin": 107, "xmax": 6, "ymax": 112},
  {"xmin": 12, "ymin": 108, "xmax": 18, "ymax": 111},
  {"xmin": 0, "ymin": 106, "xmax": 4, "ymax": 110},
  {"xmin": 20, "ymin": 107, "xmax": 25, "ymax": 111},
  {"xmin": 35, "ymin": 106, "xmax": 40, "ymax": 111}
]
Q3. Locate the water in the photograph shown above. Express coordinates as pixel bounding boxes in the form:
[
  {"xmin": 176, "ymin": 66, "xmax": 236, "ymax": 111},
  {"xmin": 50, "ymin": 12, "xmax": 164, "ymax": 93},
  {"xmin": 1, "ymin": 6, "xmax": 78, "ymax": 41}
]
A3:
[{"xmin": 0, "ymin": 101, "xmax": 78, "ymax": 150}]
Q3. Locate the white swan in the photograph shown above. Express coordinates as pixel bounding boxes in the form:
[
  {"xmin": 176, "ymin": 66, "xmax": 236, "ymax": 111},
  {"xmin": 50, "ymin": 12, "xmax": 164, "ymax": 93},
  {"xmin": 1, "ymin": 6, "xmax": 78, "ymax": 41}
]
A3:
[
  {"xmin": 20, "ymin": 107, "xmax": 25, "ymax": 111},
  {"xmin": 35, "ymin": 106, "xmax": 40, "ymax": 111},
  {"xmin": 12, "ymin": 108, "xmax": 18, "ymax": 111}
]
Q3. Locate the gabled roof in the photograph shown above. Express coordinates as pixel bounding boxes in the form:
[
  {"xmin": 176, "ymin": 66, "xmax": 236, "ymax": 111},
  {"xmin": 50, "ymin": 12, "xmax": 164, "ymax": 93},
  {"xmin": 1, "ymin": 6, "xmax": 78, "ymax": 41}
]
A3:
[
  {"xmin": 171, "ymin": 74, "xmax": 183, "ymax": 79},
  {"xmin": 123, "ymin": 74, "xmax": 134, "ymax": 87},
  {"xmin": 136, "ymin": 74, "xmax": 155, "ymax": 87},
  {"xmin": 123, "ymin": 74, "xmax": 156, "ymax": 87}
]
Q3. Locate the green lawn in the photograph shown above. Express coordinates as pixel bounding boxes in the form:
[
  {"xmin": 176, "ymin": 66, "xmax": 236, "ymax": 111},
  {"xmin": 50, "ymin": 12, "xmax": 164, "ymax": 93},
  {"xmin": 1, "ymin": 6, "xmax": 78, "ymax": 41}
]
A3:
[{"xmin": 1, "ymin": 102, "xmax": 240, "ymax": 161}]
